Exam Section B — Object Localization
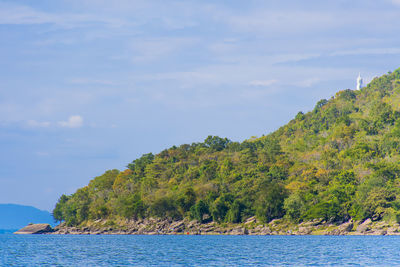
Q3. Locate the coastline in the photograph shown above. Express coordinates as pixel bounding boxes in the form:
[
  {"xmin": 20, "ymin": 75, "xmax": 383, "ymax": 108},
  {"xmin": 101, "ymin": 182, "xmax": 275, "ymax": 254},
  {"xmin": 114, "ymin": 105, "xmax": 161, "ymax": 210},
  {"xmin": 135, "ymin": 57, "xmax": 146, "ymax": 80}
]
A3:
[{"xmin": 44, "ymin": 217, "xmax": 400, "ymax": 236}]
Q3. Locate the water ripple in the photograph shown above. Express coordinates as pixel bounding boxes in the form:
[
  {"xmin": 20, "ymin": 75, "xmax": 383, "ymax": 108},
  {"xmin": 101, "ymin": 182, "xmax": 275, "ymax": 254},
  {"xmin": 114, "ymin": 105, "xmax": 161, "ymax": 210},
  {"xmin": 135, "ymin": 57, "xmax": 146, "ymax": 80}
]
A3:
[{"xmin": 1, "ymin": 235, "xmax": 400, "ymax": 266}]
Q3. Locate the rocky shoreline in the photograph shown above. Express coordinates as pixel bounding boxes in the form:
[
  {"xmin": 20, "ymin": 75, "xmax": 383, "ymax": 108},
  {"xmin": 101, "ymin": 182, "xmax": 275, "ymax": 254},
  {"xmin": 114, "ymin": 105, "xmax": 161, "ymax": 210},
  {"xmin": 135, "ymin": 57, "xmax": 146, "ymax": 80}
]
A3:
[{"xmin": 37, "ymin": 217, "xmax": 400, "ymax": 236}]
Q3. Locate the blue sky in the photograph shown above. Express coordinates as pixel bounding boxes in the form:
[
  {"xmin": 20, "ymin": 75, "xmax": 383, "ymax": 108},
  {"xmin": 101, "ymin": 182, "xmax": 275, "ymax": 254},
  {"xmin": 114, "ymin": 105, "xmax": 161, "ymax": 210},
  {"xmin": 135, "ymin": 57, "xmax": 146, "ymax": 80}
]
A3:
[{"xmin": 1, "ymin": 0, "xmax": 400, "ymax": 211}]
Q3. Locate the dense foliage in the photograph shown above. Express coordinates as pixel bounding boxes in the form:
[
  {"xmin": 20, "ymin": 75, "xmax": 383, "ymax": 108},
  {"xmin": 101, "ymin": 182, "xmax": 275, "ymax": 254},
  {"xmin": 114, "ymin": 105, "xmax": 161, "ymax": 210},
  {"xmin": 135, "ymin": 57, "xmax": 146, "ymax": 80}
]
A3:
[{"xmin": 54, "ymin": 68, "xmax": 400, "ymax": 226}]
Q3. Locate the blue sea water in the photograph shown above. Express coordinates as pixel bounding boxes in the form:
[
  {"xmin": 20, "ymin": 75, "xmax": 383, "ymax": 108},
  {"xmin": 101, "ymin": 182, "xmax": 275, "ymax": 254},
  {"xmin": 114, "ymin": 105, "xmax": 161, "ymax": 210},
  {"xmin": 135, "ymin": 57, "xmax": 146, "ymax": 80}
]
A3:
[{"xmin": 1, "ymin": 235, "xmax": 399, "ymax": 266}]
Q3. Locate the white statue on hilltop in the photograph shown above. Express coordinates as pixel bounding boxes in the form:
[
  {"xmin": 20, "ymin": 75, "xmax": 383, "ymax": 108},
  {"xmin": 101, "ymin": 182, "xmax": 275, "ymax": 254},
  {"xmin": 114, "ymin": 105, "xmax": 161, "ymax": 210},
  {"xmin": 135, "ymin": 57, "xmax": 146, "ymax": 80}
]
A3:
[{"xmin": 356, "ymin": 73, "xmax": 363, "ymax": 90}]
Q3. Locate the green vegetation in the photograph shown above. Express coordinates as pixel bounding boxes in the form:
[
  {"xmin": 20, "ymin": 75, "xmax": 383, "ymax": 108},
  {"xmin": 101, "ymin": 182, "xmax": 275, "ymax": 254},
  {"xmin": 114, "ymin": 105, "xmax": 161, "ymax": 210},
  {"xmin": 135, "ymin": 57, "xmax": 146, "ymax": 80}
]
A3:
[{"xmin": 54, "ymin": 68, "xmax": 400, "ymax": 226}]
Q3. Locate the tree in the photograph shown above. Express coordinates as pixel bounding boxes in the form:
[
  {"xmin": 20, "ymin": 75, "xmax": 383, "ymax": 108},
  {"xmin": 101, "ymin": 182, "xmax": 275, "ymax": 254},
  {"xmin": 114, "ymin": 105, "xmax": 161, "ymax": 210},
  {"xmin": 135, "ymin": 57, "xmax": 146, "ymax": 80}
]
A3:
[
  {"xmin": 115, "ymin": 193, "xmax": 145, "ymax": 219},
  {"xmin": 226, "ymin": 199, "xmax": 245, "ymax": 223},
  {"xmin": 127, "ymin": 153, "xmax": 154, "ymax": 175},
  {"xmin": 177, "ymin": 187, "xmax": 196, "ymax": 215},
  {"xmin": 53, "ymin": 194, "xmax": 69, "ymax": 222},
  {"xmin": 204, "ymin": 136, "xmax": 231, "ymax": 151},
  {"xmin": 89, "ymin": 169, "xmax": 120, "ymax": 192},
  {"xmin": 255, "ymin": 182, "xmax": 287, "ymax": 223},
  {"xmin": 150, "ymin": 196, "xmax": 180, "ymax": 219},
  {"xmin": 190, "ymin": 200, "xmax": 209, "ymax": 223},
  {"xmin": 284, "ymin": 193, "xmax": 305, "ymax": 222}
]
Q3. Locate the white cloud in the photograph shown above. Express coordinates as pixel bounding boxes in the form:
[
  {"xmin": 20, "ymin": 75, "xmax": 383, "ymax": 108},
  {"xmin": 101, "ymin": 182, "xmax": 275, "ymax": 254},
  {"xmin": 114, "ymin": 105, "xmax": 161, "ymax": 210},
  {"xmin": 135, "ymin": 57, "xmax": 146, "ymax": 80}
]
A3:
[
  {"xmin": 391, "ymin": 0, "xmax": 400, "ymax": 6},
  {"xmin": 331, "ymin": 47, "xmax": 400, "ymax": 57},
  {"xmin": 208, "ymin": 39, "xmax": 238, "ymax": 55},
  {"xmin": 292, "ymin": 78, "xmax": 321, "ymax": 88},
  {"xmin": 0, "ymin": 2, "xmax": 124, "ymax": 28},
  {"xmin": 249, "ymin": 80, "xmax": 278, "ymax": 87},
  {"xmin": 27, "ymin": 120, "xmax": 51, "ymax": 127},
  {"xmin": 222, "ymin": 10, "xmax": 338, "ymax": 35},
  {"xmin": 35, "ymin": 151, "xmax": 50, "ymax": 156},
  {"xmin": 129, "ymin": 37, "xmax": 198, "ymax": 63},
  {"xmin": 69, "ymin": 78, "xmax": 115, "ymax": 85},
  {"xmin": 58, "ymin": 115, "xmax": 83, "ymax": 128}
]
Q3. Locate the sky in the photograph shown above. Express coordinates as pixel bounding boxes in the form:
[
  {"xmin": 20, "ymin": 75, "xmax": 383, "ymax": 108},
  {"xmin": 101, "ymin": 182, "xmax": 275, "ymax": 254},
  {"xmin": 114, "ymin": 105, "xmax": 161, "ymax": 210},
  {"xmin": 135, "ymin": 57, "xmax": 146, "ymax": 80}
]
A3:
[{"xmin": 1, "ymin": 0, "xmax": 400, "ymax": 211}]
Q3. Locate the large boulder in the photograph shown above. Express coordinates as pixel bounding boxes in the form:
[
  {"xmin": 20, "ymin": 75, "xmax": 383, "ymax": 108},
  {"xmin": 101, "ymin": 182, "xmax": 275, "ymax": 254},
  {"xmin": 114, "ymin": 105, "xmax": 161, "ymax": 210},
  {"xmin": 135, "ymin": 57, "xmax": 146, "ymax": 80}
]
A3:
[{"xmin": 14, "ymin": 223, "xmax": 53, "ymax": 234}]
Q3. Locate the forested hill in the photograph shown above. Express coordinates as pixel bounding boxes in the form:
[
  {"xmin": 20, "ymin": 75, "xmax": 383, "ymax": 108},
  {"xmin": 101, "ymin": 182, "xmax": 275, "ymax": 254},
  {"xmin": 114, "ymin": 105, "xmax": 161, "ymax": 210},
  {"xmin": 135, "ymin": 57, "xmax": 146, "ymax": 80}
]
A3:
[{"xmin": 54, "ymin": 68, "xmax": 400, "ymax": 226}]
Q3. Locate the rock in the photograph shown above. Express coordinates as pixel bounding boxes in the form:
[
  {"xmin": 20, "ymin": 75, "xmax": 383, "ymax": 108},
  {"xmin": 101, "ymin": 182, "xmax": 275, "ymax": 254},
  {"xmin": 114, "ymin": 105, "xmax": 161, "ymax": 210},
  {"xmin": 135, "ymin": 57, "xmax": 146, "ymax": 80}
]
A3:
[
  {"xmin": 374, "ymin": 221, "xmax": 388, "ymax": 229},
  {"xmin": 386, "ymin": 226, "xmax": 399, "ymax": 234},
  {"xmin": 202, "ymin": 214, "xmax": 211, "ymax": 222},
  {"xmin": 269, "ymin": 219, "xmax": 280, "ymax": 225},
  {"xmin": 338, "ymin": 221, "xmax": 354, "ymax": 233},
  {"xmin": 300, "ymin": 219, "xmax": 323, "ymax": 227},
  {"xmin": 230, "ymin": 227, "xmax": 248, "ymax": 235},
  {"xmin": 48, "ymin": 217, "xmax": 400, "ymax": 236},
  {"xmin": 170, "ymin": 220, "xmax": 185, "ymax": 233},
  {"xmin": 311, "ymin": 218, "xmax": 324, "ymax": 226},
  {"xmin": 378, "ymin": 230, "xmax": 387, "ymax": 235},
  {"xmin": 356, "ymin": 219, "xmax": 372, "ymax": 233},
  {"xmin": 14, "ymin": 224, "xmax": 53, "ymax": 234},
  {"xmin": 244, "ymin": 216, "xmax": 256, "ymax": 225},
  {"xmin": 328, "ymin": 229, "xmax": 341, "ymax": 235},
  {"xmin": 260, "ymin": 227, "xmax": 272, "ymax": 235},
  {"xmin": 187, "ymin": 220, "xmax": 198, "ymax": 228},
  {"xmin": 171, "ymin": 220, "xmax": 184, "ymax": 228},
  {"xmin": 297, "ymin": 227, "xmax": 312, "ymax": 235}
]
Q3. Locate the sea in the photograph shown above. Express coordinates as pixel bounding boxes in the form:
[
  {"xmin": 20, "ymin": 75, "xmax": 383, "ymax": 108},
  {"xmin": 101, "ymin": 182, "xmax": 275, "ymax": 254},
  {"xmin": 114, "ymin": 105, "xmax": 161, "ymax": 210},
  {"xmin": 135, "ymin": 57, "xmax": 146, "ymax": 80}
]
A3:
[{"xmin": 1, "ymin": 234, "xmax": 399, "ymax": 266}]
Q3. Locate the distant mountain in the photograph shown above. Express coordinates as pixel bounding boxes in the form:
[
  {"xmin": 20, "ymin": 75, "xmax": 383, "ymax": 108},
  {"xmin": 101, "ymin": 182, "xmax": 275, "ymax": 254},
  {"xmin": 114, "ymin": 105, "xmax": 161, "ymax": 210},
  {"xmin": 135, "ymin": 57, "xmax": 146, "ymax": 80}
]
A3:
[
  {"xmin": 0, "ymin": 229, "xmax": 16, "ymax": 234},
  {"xmin": 0, "ymin": 204, "xmax": 54, "ymax": 230}
]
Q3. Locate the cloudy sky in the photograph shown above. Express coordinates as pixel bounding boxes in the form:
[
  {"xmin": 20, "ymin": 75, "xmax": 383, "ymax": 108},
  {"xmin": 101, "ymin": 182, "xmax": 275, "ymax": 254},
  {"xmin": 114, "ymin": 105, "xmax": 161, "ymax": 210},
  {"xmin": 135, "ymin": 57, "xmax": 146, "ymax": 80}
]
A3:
[{"xmin": 1, "ymin": 0, "xmax": 400, "ymax": 211}]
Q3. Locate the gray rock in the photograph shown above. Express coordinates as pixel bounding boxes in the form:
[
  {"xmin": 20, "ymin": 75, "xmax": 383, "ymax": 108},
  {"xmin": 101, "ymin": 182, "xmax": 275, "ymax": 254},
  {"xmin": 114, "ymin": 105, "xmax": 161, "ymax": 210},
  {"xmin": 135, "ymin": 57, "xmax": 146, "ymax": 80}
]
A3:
[
  {"xmin": 230, "ymin": 227, "xmax": 248, "ymax": 235},
  {"xmin": 386, "ymin": 226, "xmax": 399, "ymax": 234},
  {"xmin": 356, "ymin": 219, "xmax": 372, "ymax": 233},
  {"xmin": 244, "ymin": 216, "xmax": 256, "ymax": 225},
  {"xmin": 187, "ymin": 220, "xmax": 198, "ymax": 228},
  {"xmin": 297, "ymin": 227, "xmax": 312, "ymax": 235},
  {"xmin": 260, "ymin": 227, "xmax": 272, "ymax": 235},
  {"xmin": 328, "ymin": 229, "xmax": 342, "ymax": 235},
  {"xmin": 14, "ymin": 224, "xmax": 53, "ymax": 234},
  {"xmin": 378, "ymin": 230, "xmax": 387, "ymax": 235},
  {"xmin": 338, "ymin": 221, "xmax": 354, "ymax": 233},
  {"xmin": 171, "ymin": 220, "xmax": 184, "ymax": 229}
]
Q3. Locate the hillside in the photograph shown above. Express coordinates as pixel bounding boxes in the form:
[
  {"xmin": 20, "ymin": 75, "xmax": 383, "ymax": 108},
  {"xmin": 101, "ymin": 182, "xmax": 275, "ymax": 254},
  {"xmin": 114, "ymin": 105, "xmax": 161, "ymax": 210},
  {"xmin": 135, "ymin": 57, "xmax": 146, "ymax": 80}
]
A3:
[
  {"xmin": 53, "ymin": 68, "xmax": 400, "ymax": 227},
  {"xmin": 0, "ymin": 204, "xmax": 54, "ymax": 230}
]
